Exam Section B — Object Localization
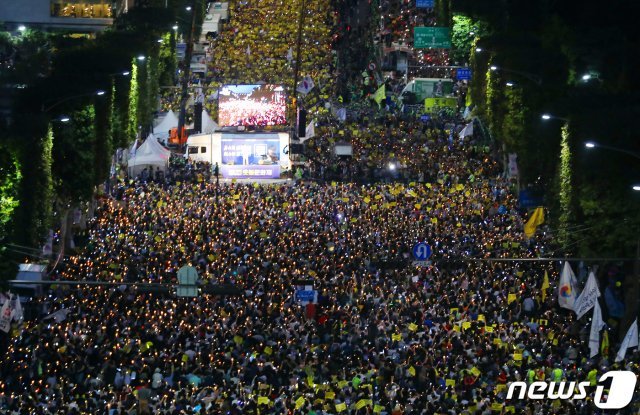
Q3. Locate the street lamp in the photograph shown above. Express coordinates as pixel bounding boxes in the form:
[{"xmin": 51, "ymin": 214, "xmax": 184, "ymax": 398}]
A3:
[
  {"xmin": 581, "ymin": 72, "xmax": 601, "ymax": 83},
  {"xmin": 43, "ymin": 90, "xmax": 107, "ymax": 113},
  {"xmin": 122, "ymin": 71, "xmax": 130, "ymax": 76},
  {"xmin": 185, "ymin": 6, "xmax": 192, "ymax": 11},
  {"xmin": 582, "ymin": 141, "xmax": 640, "ymax": 161},
  {"xmin": 137, "ymin": 55, "xmax": 146, "ymax": 61},
  {"xmin": 59, "ymin": 116, "xmax": 70, "ymax": 123},
  {"xmin": 506, "ymin": 82, "xmax": 514, "ymax": 87},
  {"xmin": 475, "ymin": 47, "xmax": 483, "ymax": 52},
  {"xmin": 172, "ymin": 25, "xmax": 179, "ymax": 30},
  {"xmin": 490, "ymin": 66, "xmax": 542, "ymax": 85},
  {"xmin": 17, "ymin": 25, "xmax": 26, "ymax": 32},
  {"xmin": 541, "ymin": 113, "xmax": 569, "ymax": 122},
  {"xmin": 633, "ymin": 186, "xmax": 640, "ymax": 191}
]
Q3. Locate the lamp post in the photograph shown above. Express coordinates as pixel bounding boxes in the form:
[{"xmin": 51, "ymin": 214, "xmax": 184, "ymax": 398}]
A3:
[
  {"xmin": 583, "ymin": 141, "xmax": 640, "ymax": 161},
  {"xmin": 177, "ymin": 0, "xmax": 199, "ymax": 140},
  {"xmin": 489, "ymin": 65, "xmax": 542, "ymax": 85},
  {"xmin": 541, "ymin": 113, "xmax": 569, "ymax": 123},
  {"xmin": 42, "ymin": 90, "xmax": 107, "ymax": 114}
]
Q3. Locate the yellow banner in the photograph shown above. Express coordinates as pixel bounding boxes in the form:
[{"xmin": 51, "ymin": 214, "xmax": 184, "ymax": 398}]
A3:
[{"xmin": 424, "ymin": 97, "xmax": 458, "ymax": 112}]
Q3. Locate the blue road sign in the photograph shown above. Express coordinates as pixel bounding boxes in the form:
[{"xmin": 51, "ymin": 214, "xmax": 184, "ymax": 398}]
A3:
[
  {"xmin": 456, "ymin": 68, "xmax": 472, "ymax": 80},
  {"xmin": 413, "ymin": 242, "xmax": 432, "ymax": 260},
  {"xmin": 296, "ymin": 290, "xmax": 316, "ymax": 303},
  {"xmin": 420, "ymin": 114, "xmax": 431, "ymax": 123},
  {"xmin": 416, "ymin": 0, "xmax": 434, "ymax": 7}
]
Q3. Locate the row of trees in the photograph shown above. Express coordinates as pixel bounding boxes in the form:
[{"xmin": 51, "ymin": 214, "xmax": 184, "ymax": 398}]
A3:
[
  {"xmin": 450, "ymin": 0, "xmax": 640, "ymax": 260},
  {"xmin": 0, "ymin": 5, "xmax": 188, "ymax": 269}
]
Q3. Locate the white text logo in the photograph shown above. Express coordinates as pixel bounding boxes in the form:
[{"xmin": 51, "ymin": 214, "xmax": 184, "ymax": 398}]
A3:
[{"xmin": 506, "ymin": 371, "xmax": 637, "ymax": 409}]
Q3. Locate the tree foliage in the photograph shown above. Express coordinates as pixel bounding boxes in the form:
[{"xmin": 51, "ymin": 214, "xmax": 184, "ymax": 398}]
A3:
[
  {"xmin": 453, "ymin": 0, "xmax": 640, "ymax": 259},
  {"xmin": 51, "ymin": 105, "xmax": 97, "ymax": 203},
  {"xmin": 450, "ymin": 15, "xmax": 488, "ymax": 66}
]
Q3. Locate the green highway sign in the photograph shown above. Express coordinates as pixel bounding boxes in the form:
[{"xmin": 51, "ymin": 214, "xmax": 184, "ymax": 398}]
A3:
[{"xmin": 414, "ymin": 27, "xmax": 451, "ymax": 49}]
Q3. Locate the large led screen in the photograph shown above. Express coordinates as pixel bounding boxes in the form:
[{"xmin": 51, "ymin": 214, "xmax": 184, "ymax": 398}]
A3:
[
  {"xmin": 220, "ymin": 137, "xmax": 281, "ymax": 178},
  {"xmin": 218, "ymin": 84, "xmax": 286, "ymax": 127}
]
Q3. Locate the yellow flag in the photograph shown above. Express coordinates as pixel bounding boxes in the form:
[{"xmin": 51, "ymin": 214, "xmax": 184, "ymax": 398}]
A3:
[
  {"xmin": 601, "ymin": 330, "xmax": 609, "ymax": 355},
  {"xmin": 392, "ymin": 333, "xmax": 402, "ymax": 341},
  {"xmin": 507, "ymin": 293, "xmax": 517, "ymax": 304},
  {"xmin": 445, "ymin": 379, "xmax": 456, "ymax": 387},
  {"xmin": 335, "ymin": 402, "xmax": 347, "ymax": 412},
  {"xmin": 408, "ymin": 366, "xmax": 416, "ymax": 376},
  {"xmin": 295, "ymin": 396, "xmax": 305, "ymax": 409},
  {"xmin": 408, "ymin": 323, "xmax": 418, "ymax": 332},
  {"xmin": 541, "ymin": 270, "xmax": 550, "ymax": 302},
  {"xmin": 257, "ymin": 396, "xmax": 270, "ymax": 405},
  {"xmin": 524, "ymin": 207, "xmax": 545, "ymax": 238},
  {"xmin": 373, "ymin": 84, "xmax": 386, "ymax": 107}
]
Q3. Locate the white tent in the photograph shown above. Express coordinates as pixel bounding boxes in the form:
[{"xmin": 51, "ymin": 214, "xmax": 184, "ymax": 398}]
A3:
[
  {"xmin": 127, "ymin": 136, "xmax": 170, "ymax": 177},
  {"xmin": 201, "ymin": 109, "xmax": 219, "ymax": 133},
  {"xmin": 188, "ymin": 109, "xmax": 219, "ymax": 134},
  {"xmin": 153, "ymin": 110, "xmax": 179, "ymax": 142},
  {"xmin": 146, "ymin": 133, "xmax": 171, "ymax": 158}
]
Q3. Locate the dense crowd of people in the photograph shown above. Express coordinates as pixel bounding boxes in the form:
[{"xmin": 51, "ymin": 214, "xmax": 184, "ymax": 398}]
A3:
[
  {"xmin": 1, "ymin": 0, "xmax": 638, "ymax": 414},
  {"xmin": 1, "ymin": 105, "xmax": 638, "ymax": 413}
]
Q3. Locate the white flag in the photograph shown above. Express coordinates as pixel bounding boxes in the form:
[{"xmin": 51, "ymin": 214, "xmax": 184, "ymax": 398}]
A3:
[
  {"xmin": 0, "ymin": 297, "xmax": 14, "ymax": 333},
  {"xmin": 558, "ymin": 261, "xmax": 579, "ymax": 311},
  {"xmin": 458, "ymin": 121, "xmax": 473, "ymax": 138},
  {"xmin": 615, "ymin": 319, "xmax": 639, "ymax": 362},
  {"xmin": 299, "ymin": 121, "xmax": 315, "ymax": 143},
  {"xmin": 589, "ymin": 301, "xmax": 605, "ymax": 358},
  {"xmin": 246, "ymin": 45, "xmax": 251, "ymax": 56},
  {"xmin": 11, "ymin": 295, "xmax": 22, "ymax": 322},
  {"xmin": 286, "ymin": 47, "xmax": 294, "ymax": 63},
  {"xmin": 336, "ymin": 108, "xmax": 346, "ymax": 122},
  {"xmin": 296, "ymin": 76, "xmax": 315, "ymax": 95},
  {"xmin": 43, "ymin": 308, "xmax": 72, "ymax": 323},
  {"xmin": 573, "ymin": 272, "xmax": 601, "ymax": 319}
]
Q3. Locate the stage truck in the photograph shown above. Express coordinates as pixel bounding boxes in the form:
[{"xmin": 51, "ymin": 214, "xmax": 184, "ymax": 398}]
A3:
[{"xmin": 184, "ymin": 132, "xmax": 291, "ymax": 180}]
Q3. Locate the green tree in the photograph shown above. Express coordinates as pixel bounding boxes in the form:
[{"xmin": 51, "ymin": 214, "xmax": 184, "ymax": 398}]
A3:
[
  {"xmin": 128, "ymin": 60, "xmax": 139, "ymax": 142},
  {"xmin": 451, "ymin": 15, "xmax": 488, "ymax": 66},
  {"xmin": 0, "ymin": 144, "xmax": 22, "ymax": 238},
  {"xmin": 557, "ymin": 124, "xmax": 573, "ymax": 253},
  {"xmin": 51, "ymin": 105, "xmax": 97, "ymax": 203},
  {"xmin": 12, "ymin": 117, "xmax": 53, "ymax": 248}
]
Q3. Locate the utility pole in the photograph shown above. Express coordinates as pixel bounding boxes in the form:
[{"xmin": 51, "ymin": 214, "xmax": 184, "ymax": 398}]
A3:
[
  {"xmin": 177, "ymin": 0, "xmax": 199, "ymax": 143},
  {"xmin": 291, "ymin": 0, "xmax": 306, "ymax": 141}
]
